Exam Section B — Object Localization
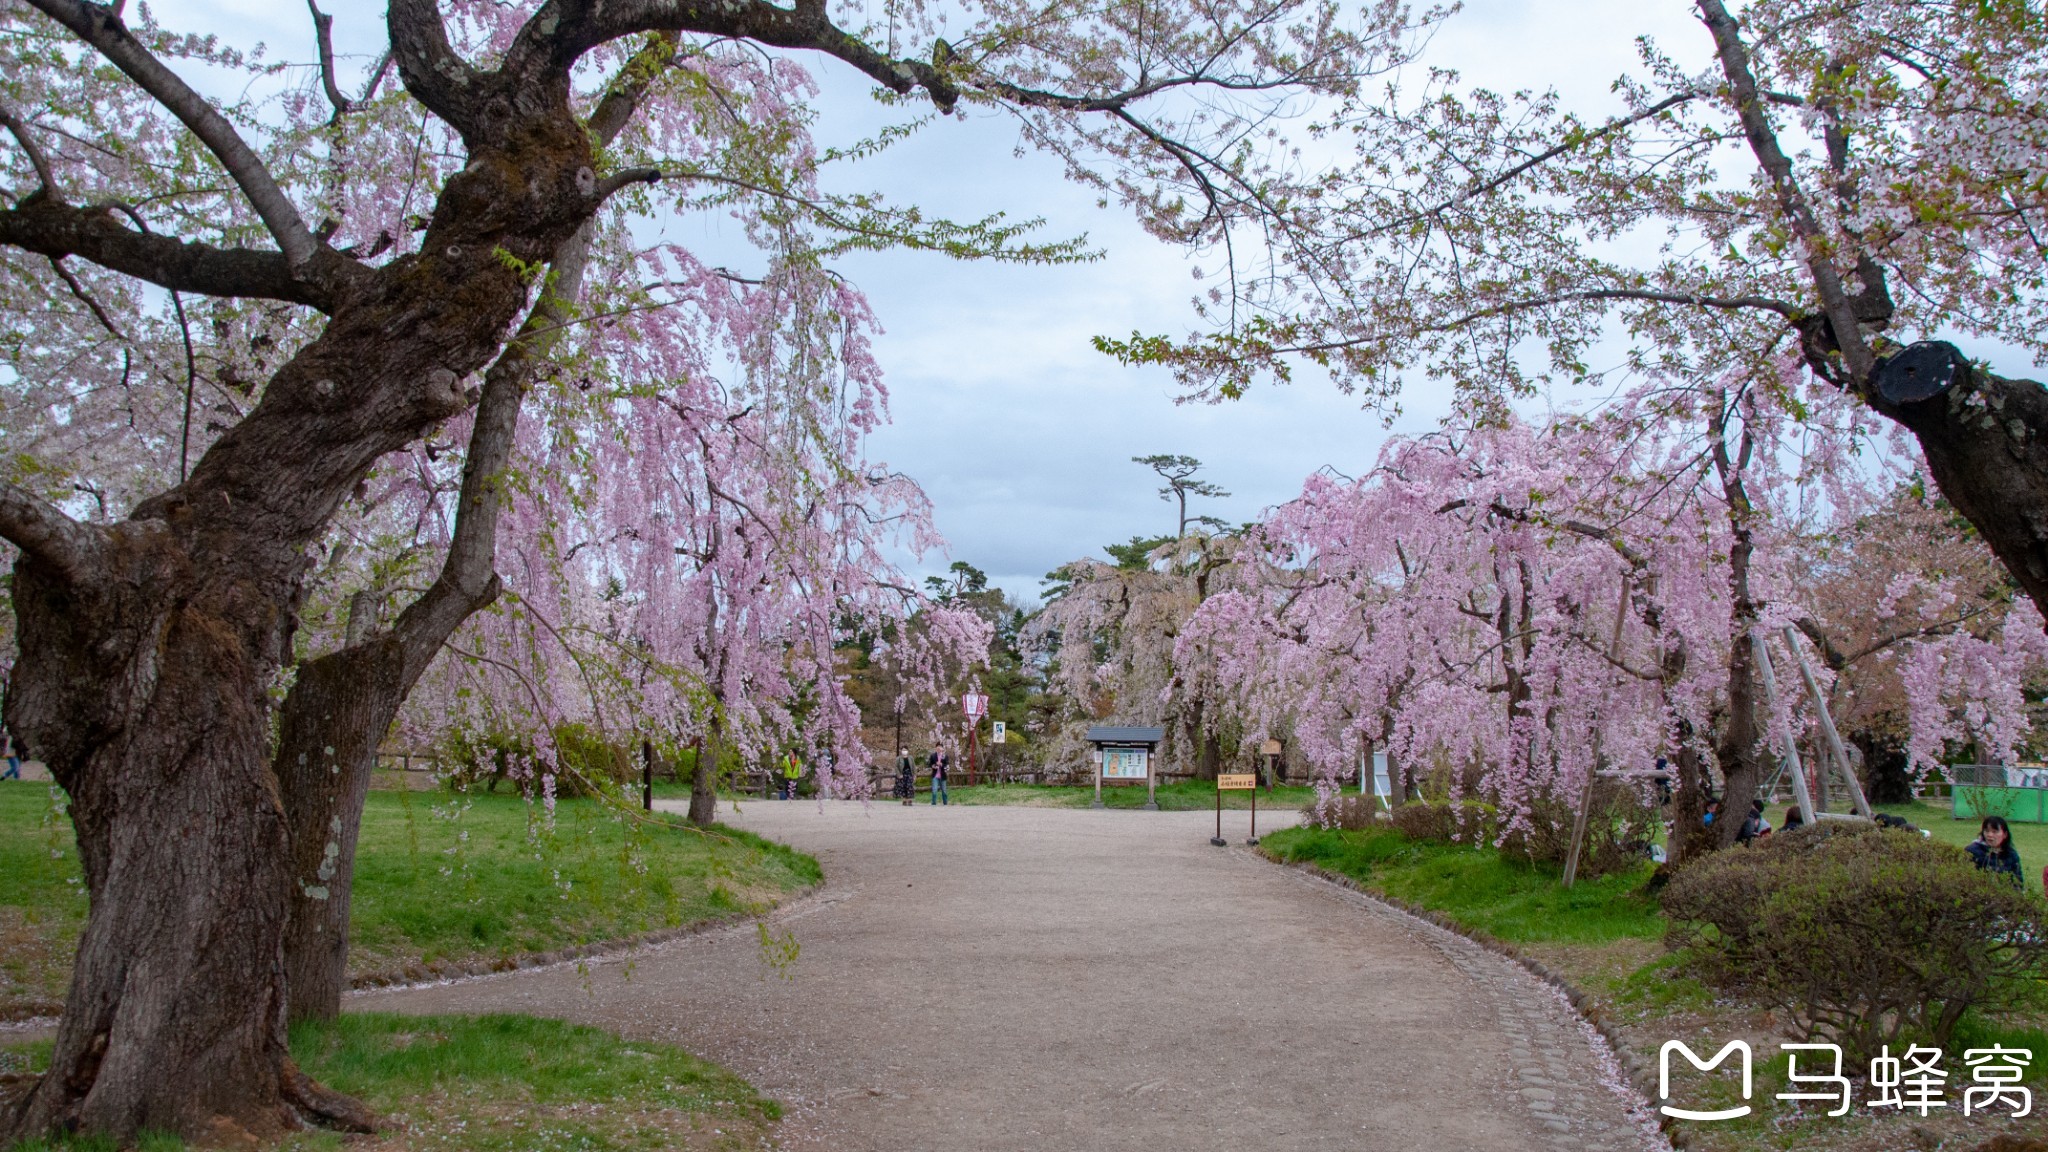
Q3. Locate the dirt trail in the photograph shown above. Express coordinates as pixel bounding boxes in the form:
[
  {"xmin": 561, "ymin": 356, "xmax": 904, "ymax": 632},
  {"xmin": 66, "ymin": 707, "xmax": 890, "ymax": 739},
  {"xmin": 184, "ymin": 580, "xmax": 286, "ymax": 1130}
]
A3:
[{"xmin": 353, "ymin": 801, "xmax": 1661, "ymax": 1152}]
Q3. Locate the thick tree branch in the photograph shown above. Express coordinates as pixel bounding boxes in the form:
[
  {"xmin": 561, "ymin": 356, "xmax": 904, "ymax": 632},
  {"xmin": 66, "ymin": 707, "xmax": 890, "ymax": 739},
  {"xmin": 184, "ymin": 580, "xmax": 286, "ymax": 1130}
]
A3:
[
  {"xmin": 1421, "ymin": 286, "xmax": 1800, "ymax": 332},
  {"xmin": 388, "ymin": 0, "xmax": 487, "ymax": 141},
  {"xmin": 1798, "ymin": 606, "xmax": 1998, "ymax": 673},
  {"xmin": 374, "ymin": 33, "xmax": 662, "ymax": 671},
  {"xmin": 0, "ymin": 100, "xmax": 58, "ymax": 200},
  {"xmin": 0, "ymin": 198, "xmax": 336, "ymax": 308},
  {"xmin": 386, "ymin": 229, "xmax": 595, "ymax": 671},
  {"xmin": 0, "ymin": 482, "xmax": 103, "ymax": 582},
  {"xmin": 1696, "ymin": 0, "xmax": 1873, "ymax": 383},
  {"xmin": 26, "ymin": 0, "xmax": 320, "ymax": 267},
  {"xmin": 500, "ymin": 0, "xmax": 960, "ymax": 111}
]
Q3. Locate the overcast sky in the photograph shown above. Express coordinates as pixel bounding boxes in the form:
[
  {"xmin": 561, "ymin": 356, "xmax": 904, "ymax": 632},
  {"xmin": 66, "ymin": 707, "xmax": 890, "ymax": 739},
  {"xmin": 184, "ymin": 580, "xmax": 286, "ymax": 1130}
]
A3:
[
  {"xmin": 157, "ymin": 0, "xmax": 1714, "ymax": 602},
  {"xmin": 803, "ymin": 0, "xmax": 1708, "ymax": 602}
]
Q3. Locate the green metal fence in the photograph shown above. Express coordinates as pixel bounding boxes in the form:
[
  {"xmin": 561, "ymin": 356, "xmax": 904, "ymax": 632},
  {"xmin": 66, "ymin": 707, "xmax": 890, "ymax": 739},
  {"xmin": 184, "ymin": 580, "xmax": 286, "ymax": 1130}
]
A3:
[{"xmin": 1949, "ymin": 764, "xmax": 2048, "ymax": 823}]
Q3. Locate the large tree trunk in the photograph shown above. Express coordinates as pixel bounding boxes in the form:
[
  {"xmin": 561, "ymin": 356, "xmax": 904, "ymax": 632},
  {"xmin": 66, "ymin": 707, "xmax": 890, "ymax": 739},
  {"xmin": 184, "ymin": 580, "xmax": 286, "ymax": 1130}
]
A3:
[
  {"xmin": 2, "ymin": 88, "xmax": 592, "ymax": 1147},
  {"xmin": 1708, "ymin": 398, "xmax": 1765, "ymax": 850},
  {"xmin": 277, "ymin": 610, "xmax": 405, "ymax": 1025},
  {"xmin": 278, "ymin": 224, "xmax": 597, "ymax": 1024},
  {"xmin": 1184, "ymin": 696, "xmax": 1217, "ymax": 781},
  {"xmin": 5, "ymin": 555, "xmax": 301, "ymax": 1140},
  {"xmin": 689, "ymin": 721, "xmax": 721, "ymax": 826},
  {"xmin": 1866, "ymin": 346, "xmax": 2048, "ymax": 624}
]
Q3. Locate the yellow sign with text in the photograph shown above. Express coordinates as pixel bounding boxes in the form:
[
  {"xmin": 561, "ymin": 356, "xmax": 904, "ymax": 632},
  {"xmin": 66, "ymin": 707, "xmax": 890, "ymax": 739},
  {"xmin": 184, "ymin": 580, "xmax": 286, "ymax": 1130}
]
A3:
[{"xmin": 1217, "ymin": 774, "xmax": 1257, "ymax": 791}]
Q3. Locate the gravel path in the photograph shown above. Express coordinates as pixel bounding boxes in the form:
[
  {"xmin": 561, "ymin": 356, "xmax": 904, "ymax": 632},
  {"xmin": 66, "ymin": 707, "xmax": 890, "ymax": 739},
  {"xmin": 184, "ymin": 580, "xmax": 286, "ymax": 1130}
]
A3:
[{"xmin": 353, "ymin": 800, "xmax": 1661, "ymax": 1152}]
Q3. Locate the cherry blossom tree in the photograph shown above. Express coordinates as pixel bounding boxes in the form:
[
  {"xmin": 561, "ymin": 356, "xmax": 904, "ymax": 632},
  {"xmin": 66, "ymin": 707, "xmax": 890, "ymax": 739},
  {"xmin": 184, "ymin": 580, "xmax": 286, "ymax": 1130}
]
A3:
[
  {"xmin": 0, "ymin": 0, "xmax": 1435, "ymax": 1138},
  {"xmin": 1183, "ymin": 365, "xmax": 2047, "ymax": 860},
  {"xmin": 1106, "ymin": 0, "xmax": 2048, "ymax": 629}
]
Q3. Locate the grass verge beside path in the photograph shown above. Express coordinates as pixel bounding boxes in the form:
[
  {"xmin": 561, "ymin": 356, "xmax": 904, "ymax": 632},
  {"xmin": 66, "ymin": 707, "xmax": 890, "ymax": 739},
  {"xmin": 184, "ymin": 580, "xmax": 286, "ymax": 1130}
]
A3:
[
  {"xmin": 1260, "ymin": 822, "xmax": 2048, "ymax": 1152},
  {"xmin": 0, "ymin": 781, "xmax": 820, "ymax": 1019},
  {"xmin": 2, "ymin": 1013, "xmax": 778, "ymax": 1152}
]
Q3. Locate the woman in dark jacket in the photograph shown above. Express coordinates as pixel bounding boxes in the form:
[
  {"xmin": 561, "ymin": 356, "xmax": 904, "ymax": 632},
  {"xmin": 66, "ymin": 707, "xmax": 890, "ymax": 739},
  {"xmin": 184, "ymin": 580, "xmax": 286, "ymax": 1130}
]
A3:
[{"xmin": 1965, "ymin": 815, "xmax": 2024, "ymax": 887}]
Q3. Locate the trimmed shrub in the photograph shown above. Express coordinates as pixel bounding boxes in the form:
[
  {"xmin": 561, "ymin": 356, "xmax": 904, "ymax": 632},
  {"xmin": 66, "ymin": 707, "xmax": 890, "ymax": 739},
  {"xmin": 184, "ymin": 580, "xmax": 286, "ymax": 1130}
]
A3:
[{"xmin": 1661, "ymin": 822, "xmax": 2048, "ymax": 1062}]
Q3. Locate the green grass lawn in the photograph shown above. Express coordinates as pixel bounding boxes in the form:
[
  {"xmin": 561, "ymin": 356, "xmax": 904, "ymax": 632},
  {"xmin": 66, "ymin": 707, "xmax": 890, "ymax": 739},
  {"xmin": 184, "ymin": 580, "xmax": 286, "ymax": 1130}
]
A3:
[
  {"xmin": 1259, "ymin": 817, "xmax": 2048, "ymax": 1152},
  {"xmin": 0, "ymin": 780, "xmax": 819, "ymax": 1016},
  {"xmin": 1259, "ymin": 823, "xmax": 1665, "ymax": 945},
  {"xmin": 0, "ymin": 783, "xmax": 88, "ymax": 1018},
  {"xmin": 2, "ymin": 1013, "xmax": 778, "ymax": 1152}
]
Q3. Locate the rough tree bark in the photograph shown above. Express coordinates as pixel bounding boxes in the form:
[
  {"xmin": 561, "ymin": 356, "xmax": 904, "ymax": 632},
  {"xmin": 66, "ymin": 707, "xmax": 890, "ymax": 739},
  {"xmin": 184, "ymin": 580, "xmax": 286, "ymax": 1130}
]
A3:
[
  {"xmin": 277, "ymin": 224, "xmax": 599, "ymax": 1024},
  {"xmin": 1697, "ymin": 0, "xmax": 2048, "ymax": 630},
  {"xmin": 0, "ymin": 0, "xmax": 961, "ymax": 1138},
  {"xmin": 1707, "ymin": 395, "xmax": 1766, "ymax": 849},
  {"xmin": 689, "ymin": 719, "xmax": 723, "ymax": 826},
  {"xmin": 1866, "ymin": 350, "xmax": 2048, "ymax": 621},
  {"xmin": 276, "ymin": 37, "xmax": 668, "ymax": 1021}
]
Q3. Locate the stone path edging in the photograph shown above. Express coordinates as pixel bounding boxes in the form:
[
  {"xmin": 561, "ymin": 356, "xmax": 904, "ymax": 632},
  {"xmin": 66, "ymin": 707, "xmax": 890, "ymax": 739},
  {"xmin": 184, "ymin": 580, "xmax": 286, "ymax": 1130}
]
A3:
[{"xmin": 1265, "ymin": 852, "xmax": 1675, "ymax": 1147}]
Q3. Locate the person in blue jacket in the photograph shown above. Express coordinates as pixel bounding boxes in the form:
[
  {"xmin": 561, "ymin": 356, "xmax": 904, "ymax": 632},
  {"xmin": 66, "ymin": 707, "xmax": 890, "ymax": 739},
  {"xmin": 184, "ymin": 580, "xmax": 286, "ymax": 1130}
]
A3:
[{"xmin": 1965, "ymin": 815, "xmax": 2024, "ymax": 888}]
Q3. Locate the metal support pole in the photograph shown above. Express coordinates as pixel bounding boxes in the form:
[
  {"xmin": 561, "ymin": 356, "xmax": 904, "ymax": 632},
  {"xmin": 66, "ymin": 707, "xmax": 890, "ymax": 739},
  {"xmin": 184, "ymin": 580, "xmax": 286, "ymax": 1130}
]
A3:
[{"xmin": 1247, "ymin": 784, "xmax": 1259, "ymax": 846}]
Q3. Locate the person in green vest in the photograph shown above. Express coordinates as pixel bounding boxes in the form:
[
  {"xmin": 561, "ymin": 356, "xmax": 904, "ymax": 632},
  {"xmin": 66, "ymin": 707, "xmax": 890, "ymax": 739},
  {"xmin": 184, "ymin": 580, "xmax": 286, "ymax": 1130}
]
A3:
[{"xmin": 780, "ymin": 750, "xmax": 802, "ymax": 800}]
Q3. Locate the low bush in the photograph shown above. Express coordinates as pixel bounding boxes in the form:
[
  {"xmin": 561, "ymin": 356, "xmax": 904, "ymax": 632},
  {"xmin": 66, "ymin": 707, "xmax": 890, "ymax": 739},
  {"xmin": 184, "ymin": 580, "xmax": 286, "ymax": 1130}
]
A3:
[
  {"xmin": 1389, "ymin": 800, "xmax": 1496, "ymax": 843},
  {"xmin": 1305, "ymin": 794, "xmax": 1385, "ymax": 831},
  {"xmin": 435, "ymin": 722, "xmax": 636, "ymax": 798},
  {"xmin": 1498, "ymin": 780, "xmax": 1658, "ymax": 879},
  {"xmin": 1661, "ymin": 822, "xmax": 2048, "ymax": 1062}
]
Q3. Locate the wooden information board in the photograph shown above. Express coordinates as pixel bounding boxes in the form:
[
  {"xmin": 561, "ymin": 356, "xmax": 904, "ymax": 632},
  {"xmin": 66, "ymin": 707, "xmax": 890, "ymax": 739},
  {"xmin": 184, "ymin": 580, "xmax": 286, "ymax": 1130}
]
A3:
[{"xmin": 1216, "ymin": 773, "xmax": 1257, "ymax": 790}]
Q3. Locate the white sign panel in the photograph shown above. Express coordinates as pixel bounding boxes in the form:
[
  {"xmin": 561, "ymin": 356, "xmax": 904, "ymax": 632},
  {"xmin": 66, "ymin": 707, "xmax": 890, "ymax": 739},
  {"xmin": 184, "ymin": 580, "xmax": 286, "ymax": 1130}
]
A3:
[
  {"xmin": 1102, "ymin": 747, "xmax": 1149, "ymax": 780},
  {"xmin": 991, "ymin": 721, "xmax": 1007, "ymax": 744}
]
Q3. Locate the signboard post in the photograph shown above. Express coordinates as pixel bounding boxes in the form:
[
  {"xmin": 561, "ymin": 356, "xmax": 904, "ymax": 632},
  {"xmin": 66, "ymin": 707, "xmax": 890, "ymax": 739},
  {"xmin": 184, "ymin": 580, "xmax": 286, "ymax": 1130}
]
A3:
[
  {"xmin": 1083, "ymin": 727, "xmax": 1165, "ymax": 812},
  {"xmin": 1216, "ymin": 772, "xmax": 1258, "ymax": 845}
]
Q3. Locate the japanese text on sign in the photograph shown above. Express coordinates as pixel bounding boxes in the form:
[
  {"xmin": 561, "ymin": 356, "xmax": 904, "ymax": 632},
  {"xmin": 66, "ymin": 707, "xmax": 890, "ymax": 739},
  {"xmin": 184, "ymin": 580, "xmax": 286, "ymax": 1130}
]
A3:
[{"xmin": 1102, "ymin": 748, "xmax": 1148, "ymax": 780}]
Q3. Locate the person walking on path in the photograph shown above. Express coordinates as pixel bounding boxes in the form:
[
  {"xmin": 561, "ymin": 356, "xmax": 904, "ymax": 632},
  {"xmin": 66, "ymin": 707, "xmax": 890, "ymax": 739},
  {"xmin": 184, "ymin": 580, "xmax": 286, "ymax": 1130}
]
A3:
[
  {"xmin": 929, "ymin": 748, "xmax": 949, "ymax": 806},
  {"xmin": 894, "ymin": 749, "xmax": 914, "ymax": 801},
  {"xmin": 0, "ymin": 731, "xmax": 17, "ymax": 780},
  {"xmin": 781, "ymin": 751, "xmax": 802, "ymax": 800},
  {"xmin": 1966, "ymin": 815, "xmax": 2024, "ymax": 887}
]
